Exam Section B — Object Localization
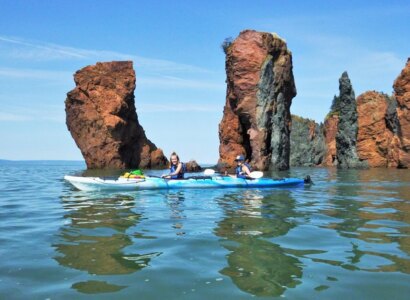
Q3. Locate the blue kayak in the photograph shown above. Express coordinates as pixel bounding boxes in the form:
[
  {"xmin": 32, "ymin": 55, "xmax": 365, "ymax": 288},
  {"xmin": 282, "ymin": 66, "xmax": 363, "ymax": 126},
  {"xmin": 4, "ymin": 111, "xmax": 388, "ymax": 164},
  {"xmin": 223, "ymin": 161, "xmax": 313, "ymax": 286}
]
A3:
[{"xmin": 64, "ymin": 175, "xmax": 306, "ymax": 191}]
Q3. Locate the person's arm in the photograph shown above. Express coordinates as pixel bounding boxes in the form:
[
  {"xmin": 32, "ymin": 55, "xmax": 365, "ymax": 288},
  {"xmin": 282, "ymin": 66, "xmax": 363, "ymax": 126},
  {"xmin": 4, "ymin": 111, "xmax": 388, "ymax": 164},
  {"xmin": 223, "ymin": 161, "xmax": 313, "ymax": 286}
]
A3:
[{"xmin": 242, "ymin": 165, "xmax": 251, "ymax": 176}]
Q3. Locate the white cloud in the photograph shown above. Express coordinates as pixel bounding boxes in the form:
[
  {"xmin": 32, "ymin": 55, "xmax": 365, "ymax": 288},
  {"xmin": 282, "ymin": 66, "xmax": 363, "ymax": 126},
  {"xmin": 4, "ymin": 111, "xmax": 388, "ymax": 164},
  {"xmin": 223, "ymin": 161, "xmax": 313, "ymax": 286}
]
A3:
[
  {"xmin": 255, "ymin": 4, "xmax": 410, "ymax": 33},
  {"xmin": 138, "ymin": 102, "xmax": 220, "ymax": 113},
  {"xmin": 0, "ymin": 104, "xmax": 65, "ymax": 123},
  {"xmin": 0, "ymin": 36, "xmax": 87, "ymax": 59},
  {"xmin": 351, "ymin": 51, "xmax": 404, "ymax": 74},
  {"xmin": 0, "ymin": 112, "xmax": 31, "ymax": 121},
  {"xmin": 138, "ymin": 75, "xmax": 225, "ymax": 90},
  {"xmin": 0, "ymin": 67, "xmax": 71, "ymax": 80},
  {"xmin": 0, "ymin": 35, "xmax": 213, "ymax": 73}
]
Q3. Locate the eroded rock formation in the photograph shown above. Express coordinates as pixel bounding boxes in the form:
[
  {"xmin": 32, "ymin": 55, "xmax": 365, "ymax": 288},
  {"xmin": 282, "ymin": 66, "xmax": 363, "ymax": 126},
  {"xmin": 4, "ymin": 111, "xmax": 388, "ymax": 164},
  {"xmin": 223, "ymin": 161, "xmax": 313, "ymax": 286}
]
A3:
[
  {"xmin": 291, "ymin": 60, "xmax": 410, "ymax": 169},
  {"xmin": 218, "ymin": 30, "xmax": 296, "ymax": 170},
  {"xmin": 322, "ymin": 114, "xmax": 339, "ymax": 166},
  {"xmin": 185, "ymin": 160, "xmax": 202, "ymax": 172},
  {"xmin": 290, "ymin": 115, "xmax": 325, "ymax": 166},
  {"xmin": 65, "ymin": 61, "xmax": 168, "ymax": 169},
  {"xmin": 393, "ymin": 58, "xmax": 410, "ymax": 167},
  {"xmin": 356, "ymin": 91, "xmax": 400, "ymax": 167},
  {"xmin": 335, "ymin": 72, "xmax": 367, "ymax": 168}
]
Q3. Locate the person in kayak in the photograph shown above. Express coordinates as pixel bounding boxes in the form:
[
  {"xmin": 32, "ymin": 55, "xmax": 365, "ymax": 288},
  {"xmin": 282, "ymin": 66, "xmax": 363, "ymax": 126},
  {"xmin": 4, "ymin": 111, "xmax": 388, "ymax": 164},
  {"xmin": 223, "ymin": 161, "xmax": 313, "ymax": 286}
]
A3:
[
  {"xmin": 162, "ymin": 152, "xmax": 185, "ymax": 179},
  {"xmin": 234, "ymin": 155, "xmax": 252, "ymax": 178}
]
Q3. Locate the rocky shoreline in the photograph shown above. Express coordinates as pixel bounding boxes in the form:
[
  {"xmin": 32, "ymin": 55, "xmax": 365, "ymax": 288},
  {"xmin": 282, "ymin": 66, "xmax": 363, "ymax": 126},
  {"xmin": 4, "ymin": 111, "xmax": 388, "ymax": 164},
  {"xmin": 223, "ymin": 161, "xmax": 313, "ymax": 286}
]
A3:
[{"xmin": 290, "ymin": 59, "xmax": 410, "ymax": 169}]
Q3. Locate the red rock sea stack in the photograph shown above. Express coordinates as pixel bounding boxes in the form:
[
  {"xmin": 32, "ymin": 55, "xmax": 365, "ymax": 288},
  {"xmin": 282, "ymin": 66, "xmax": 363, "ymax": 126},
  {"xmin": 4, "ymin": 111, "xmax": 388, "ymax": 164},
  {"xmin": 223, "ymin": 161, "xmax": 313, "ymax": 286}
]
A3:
[
  {"xmin": 393, "ymin": 58, "xmax": 410, "ymax": 167},
  {"xmin": 65, "ymin": 61, "xmax": 168, "ymax": 169},
  {"xmin": 218, "ymin": 30, "xmax": 296, "ymax": 170},
  {"xmin": 356, "ymin": 91, "xmax": 400, "ymax": 167}
]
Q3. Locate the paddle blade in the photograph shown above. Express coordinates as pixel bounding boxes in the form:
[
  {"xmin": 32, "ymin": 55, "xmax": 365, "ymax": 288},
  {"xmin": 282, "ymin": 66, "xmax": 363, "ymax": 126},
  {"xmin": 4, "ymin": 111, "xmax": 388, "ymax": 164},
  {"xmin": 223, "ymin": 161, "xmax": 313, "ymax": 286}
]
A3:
[
  {"xmin": 249, "ymin": 171, "xmax": 263, "ymax": 179},
  {"xmin": 204, "ymin": 169, "xmax": 216, "ymax": 176}
]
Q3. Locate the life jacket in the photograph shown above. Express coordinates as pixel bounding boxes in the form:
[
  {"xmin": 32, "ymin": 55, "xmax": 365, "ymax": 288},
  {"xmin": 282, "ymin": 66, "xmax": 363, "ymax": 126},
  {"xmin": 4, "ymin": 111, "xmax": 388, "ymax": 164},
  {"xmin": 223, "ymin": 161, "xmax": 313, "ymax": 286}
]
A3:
[
  {"xmin": 170, "ymin": 162, "xmax": 186, "ymax": 179},
  {"xmin": 236, "ymin": 163, "xmax": 251, "ymax": 179}
]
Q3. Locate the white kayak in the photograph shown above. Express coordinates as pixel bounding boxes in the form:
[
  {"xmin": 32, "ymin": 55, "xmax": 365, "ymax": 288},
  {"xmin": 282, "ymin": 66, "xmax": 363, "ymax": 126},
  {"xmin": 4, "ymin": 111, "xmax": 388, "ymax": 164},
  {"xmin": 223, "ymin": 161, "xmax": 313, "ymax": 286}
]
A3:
[{"xmin": 64, "ymin": 175, "xmax": 306, "ymax": 192}]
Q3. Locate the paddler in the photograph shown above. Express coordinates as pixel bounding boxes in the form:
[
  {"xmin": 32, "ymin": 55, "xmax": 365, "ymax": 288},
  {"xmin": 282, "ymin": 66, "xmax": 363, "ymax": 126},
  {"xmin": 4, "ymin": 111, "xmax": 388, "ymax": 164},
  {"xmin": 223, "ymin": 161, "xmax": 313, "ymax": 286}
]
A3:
[
  {"xmin": 234, "ymin": 155, "xmax": 252, "ymax": 178},
  {"xmin": 161, "ymin": 152, "xmax": 185, "ymax": 179}
]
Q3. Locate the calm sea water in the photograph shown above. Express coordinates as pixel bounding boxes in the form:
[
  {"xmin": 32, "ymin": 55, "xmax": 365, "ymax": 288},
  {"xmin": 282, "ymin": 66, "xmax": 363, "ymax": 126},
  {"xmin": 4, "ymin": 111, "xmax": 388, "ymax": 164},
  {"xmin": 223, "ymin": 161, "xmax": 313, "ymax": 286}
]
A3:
[{"xmin": 0, "ymin": 161, "xmax": 409, "ymax": 299}]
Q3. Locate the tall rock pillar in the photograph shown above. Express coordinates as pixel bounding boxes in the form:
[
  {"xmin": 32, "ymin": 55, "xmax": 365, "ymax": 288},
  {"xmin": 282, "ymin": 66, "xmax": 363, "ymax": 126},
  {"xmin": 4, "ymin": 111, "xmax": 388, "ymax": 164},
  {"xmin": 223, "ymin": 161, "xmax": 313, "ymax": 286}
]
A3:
[
  {"xmin": 218, "ymin": 30, "xmax": 296, "ymax": 170},
  {"xmin": 335, "ymin": 72, "xmax": 367, "ymax": 168}
]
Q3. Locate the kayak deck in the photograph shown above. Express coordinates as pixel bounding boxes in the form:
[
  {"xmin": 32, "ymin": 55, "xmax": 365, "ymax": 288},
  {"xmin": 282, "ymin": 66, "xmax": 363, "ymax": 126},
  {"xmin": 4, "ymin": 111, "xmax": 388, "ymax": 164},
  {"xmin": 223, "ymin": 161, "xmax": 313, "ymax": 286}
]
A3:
[{"xmin": 64, "ymin": 175, "xmax": 305, "ymax": 192}]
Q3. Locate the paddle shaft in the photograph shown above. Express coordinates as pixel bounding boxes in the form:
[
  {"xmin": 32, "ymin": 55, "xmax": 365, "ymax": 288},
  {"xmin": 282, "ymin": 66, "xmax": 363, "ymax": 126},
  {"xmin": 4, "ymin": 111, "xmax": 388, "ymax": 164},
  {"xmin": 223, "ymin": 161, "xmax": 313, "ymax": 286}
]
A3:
[{"xmin": 204, "ymin": 169, "xmax": 263, "ymax": 179}]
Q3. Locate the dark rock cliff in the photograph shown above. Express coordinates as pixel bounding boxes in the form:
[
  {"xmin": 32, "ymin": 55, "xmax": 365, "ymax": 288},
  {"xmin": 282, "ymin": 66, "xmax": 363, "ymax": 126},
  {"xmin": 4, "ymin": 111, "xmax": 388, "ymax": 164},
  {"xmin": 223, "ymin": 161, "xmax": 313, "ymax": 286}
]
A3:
[
  {"xmin": 290, "ymin": 115, "xmax": 325, "ymax": 166},
  {"xmin": 65, "ymin": 61, "xmax": 168, "ymax": 169},
  {"xmin": 218, "ymin": 30, "xmax": 296, "ymax": 171}
]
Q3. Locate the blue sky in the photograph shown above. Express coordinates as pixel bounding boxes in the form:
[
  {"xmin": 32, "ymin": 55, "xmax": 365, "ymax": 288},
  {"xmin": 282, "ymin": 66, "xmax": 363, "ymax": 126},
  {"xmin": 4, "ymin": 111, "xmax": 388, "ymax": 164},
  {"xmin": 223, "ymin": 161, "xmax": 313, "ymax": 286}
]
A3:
[{"xmin": 0, "ymin": 0, "xmax": 408, "ymax": 164}]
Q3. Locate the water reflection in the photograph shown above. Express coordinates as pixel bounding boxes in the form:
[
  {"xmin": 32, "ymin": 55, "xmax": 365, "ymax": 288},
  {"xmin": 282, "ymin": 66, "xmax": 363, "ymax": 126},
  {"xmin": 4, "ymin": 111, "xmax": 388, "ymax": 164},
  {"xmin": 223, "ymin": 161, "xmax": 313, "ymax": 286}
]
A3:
[
  {"xmin": 164, "ymin": 191, "xmax": 186, "ymax": 236},
  {"xmin": 71, "ymin": 280, "xmax": 126, "ymax": 294},
  {"xmin": 54, "ymin": 193, "xmax": 161, "ymax": 294},
  {"xmin": 325, "ymin": 169, "xmax": 366, "ymax": 235},
  {"xmin": 317, "ymin": 168, "xmax": 410, "ymax": 274},
  {"xmin": 215, "ymin": 190, "xmax": 303, "ymax": 297}
]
